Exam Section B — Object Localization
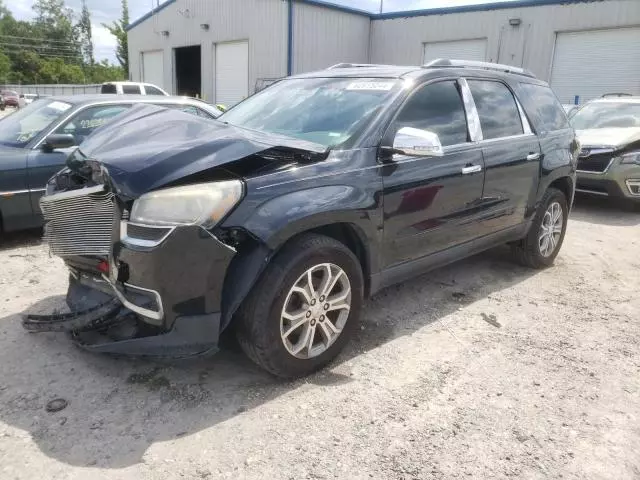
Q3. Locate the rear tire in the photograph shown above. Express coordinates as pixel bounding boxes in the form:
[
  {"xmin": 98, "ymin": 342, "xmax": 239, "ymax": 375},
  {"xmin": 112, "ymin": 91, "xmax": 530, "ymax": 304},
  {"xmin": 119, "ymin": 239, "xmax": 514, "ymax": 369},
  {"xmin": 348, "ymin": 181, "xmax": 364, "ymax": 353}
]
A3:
[
  {"xmin": 512, "ymin": 187, "xmax": 568, "ymax": 269},
  {"xmin": 235, "ymin": 234, "xmax": 363, "ymax": 378}
]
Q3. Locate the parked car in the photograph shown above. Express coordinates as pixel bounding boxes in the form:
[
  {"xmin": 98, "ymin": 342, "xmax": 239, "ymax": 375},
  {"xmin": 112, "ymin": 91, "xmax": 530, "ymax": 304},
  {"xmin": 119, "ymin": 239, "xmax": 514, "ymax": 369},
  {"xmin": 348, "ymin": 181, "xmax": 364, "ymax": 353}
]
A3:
[
  {"xmin": 570, "ymin": 97, "xmax": 640, "ymax": 206},
  {"xmin": 1, "ymin": 90, "xmax": 20, "ymax": 108},
  {"xmin": 19, "ymin": 93, "xmax": 40, "ymax": 107},
  {"xmin": 29, "ymin": 60, "xmax": 578, "ymax": 378},
  {"xmin": 100, "ymin": 81, "xmax": 169, "ymax": 96},
  {"xmin": 0, "ymin": 94, "xmax": 223, "ymax": 233}
]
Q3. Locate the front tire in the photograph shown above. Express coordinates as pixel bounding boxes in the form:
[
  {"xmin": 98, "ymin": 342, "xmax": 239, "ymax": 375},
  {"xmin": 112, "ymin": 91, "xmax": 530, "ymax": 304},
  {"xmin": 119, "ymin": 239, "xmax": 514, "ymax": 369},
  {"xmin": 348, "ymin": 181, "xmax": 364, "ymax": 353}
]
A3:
[
  {"xmin": 235, "ymin": 234, "xmax": 364, "ymax": 378},
  {"xmin": 512, "ymin": 187, "xmax": 569, "ymax": 269}
]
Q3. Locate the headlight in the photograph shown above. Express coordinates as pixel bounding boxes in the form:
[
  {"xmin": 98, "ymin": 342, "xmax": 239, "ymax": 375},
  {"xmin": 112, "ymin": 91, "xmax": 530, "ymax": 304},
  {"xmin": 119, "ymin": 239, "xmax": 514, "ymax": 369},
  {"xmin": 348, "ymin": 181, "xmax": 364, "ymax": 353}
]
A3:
[
  {"xmin": 130, "ymin": 180, "xmax": 243, "ymax": 228},
  {"xmin": 620, "ymin": 151, "xmax": 640, "ymax": 165}
]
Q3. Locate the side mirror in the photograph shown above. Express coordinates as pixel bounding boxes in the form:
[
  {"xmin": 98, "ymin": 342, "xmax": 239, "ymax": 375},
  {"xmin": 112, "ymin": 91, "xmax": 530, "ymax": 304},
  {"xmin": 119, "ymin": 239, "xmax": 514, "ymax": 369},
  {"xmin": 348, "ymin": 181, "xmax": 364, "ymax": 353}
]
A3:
[
  {"xmin": 42, "ymin": 134, "xmax": 76, "ymax": 153},
  {"xmin": 392, "ymin": 127, "xmax": 444, "ymax": 157}
]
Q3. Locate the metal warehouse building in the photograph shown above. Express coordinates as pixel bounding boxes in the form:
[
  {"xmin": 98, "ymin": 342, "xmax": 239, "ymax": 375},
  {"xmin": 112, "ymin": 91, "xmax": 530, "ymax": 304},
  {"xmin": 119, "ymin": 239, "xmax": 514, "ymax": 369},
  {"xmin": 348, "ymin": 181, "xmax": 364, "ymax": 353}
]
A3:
[{"xmin": 127, "ymin": 0, "xmax": 640, "ymax": 106}]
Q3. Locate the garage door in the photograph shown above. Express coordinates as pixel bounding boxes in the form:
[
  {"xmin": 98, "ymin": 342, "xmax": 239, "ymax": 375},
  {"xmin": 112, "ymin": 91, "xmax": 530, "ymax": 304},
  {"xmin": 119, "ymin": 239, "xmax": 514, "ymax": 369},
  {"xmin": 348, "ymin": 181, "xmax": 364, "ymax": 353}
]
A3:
[
  {"xmin": 550, "ymin": 28, "xmax": 640, "ymax": 104},
  {"xmin": 141, "ymin": 51, "xmax": 164, "ymax": 90},
  {"xmin": 423, "ymin": 39, "xmax": 487, "ymax": 64},
  {"xmin": 215, "ymin": 41, "xmax": 249, "ymax": 107}
]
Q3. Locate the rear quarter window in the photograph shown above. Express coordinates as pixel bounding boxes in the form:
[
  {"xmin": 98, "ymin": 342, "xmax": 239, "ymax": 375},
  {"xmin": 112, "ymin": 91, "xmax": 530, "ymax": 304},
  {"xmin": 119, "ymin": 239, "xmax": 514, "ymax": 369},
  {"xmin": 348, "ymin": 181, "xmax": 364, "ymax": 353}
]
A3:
[{"xmin": 517, "ymin": 83, "xmax": 570, "ymax": 133}]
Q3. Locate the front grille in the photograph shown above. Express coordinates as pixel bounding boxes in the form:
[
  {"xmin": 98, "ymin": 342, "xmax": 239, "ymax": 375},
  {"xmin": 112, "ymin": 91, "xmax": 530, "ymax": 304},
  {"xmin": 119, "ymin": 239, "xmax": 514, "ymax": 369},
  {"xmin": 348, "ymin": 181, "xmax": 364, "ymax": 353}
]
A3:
[
  {"xmin": 41, "ymin": 186, "xmax": 116, "ymax": 257},
  {"xmin": 577, "ymin": 153, "xmax": 613, "ymax": 173}
]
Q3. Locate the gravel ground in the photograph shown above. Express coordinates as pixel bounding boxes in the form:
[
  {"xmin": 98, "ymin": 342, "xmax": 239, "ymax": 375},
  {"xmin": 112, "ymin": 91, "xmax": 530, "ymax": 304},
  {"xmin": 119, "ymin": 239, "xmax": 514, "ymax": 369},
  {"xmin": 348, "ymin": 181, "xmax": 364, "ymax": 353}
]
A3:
[{"xmin": 0, "ymin": 196, "xmax": 638, "ymax": 480}]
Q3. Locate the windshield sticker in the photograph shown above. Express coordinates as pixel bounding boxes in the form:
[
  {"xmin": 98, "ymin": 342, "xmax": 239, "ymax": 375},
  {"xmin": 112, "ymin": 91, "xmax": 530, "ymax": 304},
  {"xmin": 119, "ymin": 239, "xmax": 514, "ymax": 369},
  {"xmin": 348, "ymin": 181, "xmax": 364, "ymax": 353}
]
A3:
[
  {"xmin": 48, "ymin": 101, "xmax": 72, "ymax": 112},
  {"xmin": 346, "ymin": 82, "xmax": 395, "ymax": 91}
]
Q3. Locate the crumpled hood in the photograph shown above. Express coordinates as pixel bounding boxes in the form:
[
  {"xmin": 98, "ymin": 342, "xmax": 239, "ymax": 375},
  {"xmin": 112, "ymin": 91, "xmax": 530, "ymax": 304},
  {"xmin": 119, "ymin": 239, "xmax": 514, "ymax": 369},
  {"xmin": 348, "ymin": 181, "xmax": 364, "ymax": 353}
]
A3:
[
  {"xmin": 77, "ymin": 104, "xmax": 327, "ymax": 198},
  {"xmin": 576, "ymin": 127, "xmax": 640, "ymax": 149}
]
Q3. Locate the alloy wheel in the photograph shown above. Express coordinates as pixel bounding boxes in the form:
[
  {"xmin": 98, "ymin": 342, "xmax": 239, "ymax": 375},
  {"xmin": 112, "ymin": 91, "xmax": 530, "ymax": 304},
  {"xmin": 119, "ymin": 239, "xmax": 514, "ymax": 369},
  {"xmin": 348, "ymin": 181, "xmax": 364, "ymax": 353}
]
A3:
[
  {"xmin": 538, "ymin": 201, "xmax": 563, "ymax": 257},
  {"xmin": 280, "ymin": 263, "xmax": 351, "ymax": 359}
]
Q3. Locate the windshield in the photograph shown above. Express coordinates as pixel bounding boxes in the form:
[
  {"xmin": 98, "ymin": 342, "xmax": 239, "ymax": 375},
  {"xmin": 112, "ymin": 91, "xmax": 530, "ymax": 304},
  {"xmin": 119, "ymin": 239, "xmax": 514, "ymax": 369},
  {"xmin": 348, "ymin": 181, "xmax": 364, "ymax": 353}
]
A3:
[
  {"xmin": 571, "ymin": 102, "xmax": 640, "ymax": 130},
  {"xmin": 0, "ymin": 99, "xmax": 72, "ymax": 147},
  {"xmin": 219, "ymin": 77, "xmax": 402, "ymax": 147}
]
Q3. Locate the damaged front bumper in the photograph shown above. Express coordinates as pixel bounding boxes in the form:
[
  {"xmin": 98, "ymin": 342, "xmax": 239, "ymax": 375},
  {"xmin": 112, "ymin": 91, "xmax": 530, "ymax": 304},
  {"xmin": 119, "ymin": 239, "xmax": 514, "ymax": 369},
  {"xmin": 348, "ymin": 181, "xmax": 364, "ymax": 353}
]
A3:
[{"xmin": 26, "ymin": 223, "xmax": 237, "ymax": 357}]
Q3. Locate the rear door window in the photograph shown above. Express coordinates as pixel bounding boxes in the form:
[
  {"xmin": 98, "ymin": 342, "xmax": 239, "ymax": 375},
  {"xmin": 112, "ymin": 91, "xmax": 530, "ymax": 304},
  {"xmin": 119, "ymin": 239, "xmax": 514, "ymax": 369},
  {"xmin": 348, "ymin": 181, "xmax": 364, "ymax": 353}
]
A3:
[
  {"xmin": 394, "ymin": 80, "xmax": 470, "ymax": 147},
  {"xmin": 518, "ymin": 83, "xmax": 569, "ymax": 132},
  {"xmin": 468, "ymin": 80, "xmax": 524, "ymax": 139},
  {"xmin": 122, "ymin": 85, "xmax": 142, "ymax": 95}
]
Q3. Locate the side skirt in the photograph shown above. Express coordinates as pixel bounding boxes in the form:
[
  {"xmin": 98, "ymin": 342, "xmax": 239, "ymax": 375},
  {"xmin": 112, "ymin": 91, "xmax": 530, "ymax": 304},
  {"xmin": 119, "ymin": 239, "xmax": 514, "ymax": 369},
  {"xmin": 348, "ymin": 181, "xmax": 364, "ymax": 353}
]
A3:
[{"xmin": 370, "ymin": 222, "xmax": 528, "ymax": 295}]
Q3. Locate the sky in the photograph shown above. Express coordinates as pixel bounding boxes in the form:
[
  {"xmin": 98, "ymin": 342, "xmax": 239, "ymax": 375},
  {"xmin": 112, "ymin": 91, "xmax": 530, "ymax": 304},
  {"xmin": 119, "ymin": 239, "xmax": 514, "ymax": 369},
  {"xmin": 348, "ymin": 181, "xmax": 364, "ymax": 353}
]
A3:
[{"xmin": 10, "ymin": 0, "xmax": 513, "ymax": 62}]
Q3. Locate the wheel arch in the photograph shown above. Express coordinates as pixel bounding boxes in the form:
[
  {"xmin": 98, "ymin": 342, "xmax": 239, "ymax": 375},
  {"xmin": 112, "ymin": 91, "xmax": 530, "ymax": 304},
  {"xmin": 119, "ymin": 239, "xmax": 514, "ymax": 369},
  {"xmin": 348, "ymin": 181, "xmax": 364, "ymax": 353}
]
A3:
[{"xmin": 219, "ymin": 220, "xmax": 374, "ymax": 332}]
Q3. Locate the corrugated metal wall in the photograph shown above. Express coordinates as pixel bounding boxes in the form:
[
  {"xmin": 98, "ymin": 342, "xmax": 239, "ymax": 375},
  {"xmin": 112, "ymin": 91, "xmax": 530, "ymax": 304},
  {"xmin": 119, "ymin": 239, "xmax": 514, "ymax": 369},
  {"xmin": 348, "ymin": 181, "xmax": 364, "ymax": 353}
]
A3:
[
  {"xmin": 370, "ymin": 0, "xmax": 640, "ymax": 81},
  {"xmin": 127, "ymin": 0, "xmax": 288, "ymax": 102},
  {"xmin": 292, "ymin": 2, "xmax": 370, "ymax": 73}
]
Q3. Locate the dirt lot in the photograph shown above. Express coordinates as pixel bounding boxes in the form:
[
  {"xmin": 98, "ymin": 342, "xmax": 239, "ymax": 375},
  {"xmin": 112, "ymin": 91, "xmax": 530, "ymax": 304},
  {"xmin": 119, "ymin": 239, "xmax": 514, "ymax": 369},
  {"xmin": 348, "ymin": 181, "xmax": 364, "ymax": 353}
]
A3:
[{"xmin": 0, "ymin": 196, "xmax": 638, "ymax": 480}]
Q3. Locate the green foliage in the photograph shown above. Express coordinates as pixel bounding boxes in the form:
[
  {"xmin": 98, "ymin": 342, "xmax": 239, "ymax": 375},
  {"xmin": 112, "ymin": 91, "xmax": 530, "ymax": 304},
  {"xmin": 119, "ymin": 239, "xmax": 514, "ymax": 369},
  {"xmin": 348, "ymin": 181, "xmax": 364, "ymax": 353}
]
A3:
[
  {"xmin": 0, "ymin": 51, "xmax": 10, "ymax": 79},
  {"xmin": 0, "ymin": 0, "xmax": 124, "ymax": 85},
  {"xmin": 102, "ymin": 0, "xmax": 129, "ymax": 75},
  {"xmin": 78, "ymin": 0, "xmax": 94, "ymax": 65}
]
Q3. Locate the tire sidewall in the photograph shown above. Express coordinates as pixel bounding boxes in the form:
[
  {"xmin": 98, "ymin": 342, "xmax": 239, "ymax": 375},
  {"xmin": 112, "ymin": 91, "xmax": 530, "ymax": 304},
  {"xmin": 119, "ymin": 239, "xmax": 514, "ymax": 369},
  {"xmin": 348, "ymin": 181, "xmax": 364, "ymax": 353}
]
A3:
[{"xmin": 260, "ymin": 243, "xmax": 363, "ymax": 377}]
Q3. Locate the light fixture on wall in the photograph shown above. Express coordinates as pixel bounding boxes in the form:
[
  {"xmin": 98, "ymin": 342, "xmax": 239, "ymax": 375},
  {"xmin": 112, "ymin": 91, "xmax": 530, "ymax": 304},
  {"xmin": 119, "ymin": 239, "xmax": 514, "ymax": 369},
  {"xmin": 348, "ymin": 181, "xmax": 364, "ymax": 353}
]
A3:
[
  {"xmin": 200, "ymin": 23, "xmax": 210, "ymax": 31},
  {"xmin": 509, "ymin": 18, "xmax": 521, "ymax": 26},
  {"xmin": 160, "ymin": 30, "xmax": 170, "ymax": 37}
]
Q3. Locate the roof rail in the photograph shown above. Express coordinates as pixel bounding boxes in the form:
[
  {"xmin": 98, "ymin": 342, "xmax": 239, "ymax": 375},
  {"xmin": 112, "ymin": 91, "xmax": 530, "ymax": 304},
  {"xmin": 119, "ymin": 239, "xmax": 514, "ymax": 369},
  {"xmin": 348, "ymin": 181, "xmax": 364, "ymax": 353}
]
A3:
[
  {"xmin": 423, "ymin": 59, "xmax": 536, "ymax": 78},
  {"xmin": 327, "ymin": 63, "xmax": 396, "ymax": 69}
]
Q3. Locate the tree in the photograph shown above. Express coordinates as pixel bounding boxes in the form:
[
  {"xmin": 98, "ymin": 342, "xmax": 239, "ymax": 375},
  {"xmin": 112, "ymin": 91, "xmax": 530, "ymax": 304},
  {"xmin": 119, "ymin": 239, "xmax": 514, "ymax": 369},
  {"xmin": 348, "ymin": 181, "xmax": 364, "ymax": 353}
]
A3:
[
  {"xmin": 0, "ymin": 51, "xmax": 10, "ymax": 80},
  {"xmin": 78, "ymin": 0, "xmax": 94, "ymax": 65},
  {"xmin": 103, "ymin": 0, "xmax": 128, "ymax": 75},
  {"xmin": 32, "ymin": 0, "xmax": 82, "ymax": 62}
]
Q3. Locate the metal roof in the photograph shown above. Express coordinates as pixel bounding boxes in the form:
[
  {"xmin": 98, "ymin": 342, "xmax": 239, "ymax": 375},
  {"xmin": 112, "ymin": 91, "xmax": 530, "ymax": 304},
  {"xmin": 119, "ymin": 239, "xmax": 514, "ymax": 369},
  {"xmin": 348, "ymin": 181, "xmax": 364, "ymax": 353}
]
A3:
[{"xmin": 126, "ymin": 0, "xmax": 605, "ymax": 31}]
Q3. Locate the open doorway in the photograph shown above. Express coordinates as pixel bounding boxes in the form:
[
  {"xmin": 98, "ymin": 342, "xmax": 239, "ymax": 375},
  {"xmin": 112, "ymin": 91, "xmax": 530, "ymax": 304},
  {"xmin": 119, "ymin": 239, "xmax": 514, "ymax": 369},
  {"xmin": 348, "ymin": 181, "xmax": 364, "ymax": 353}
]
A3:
[{"xmin": 174, "ymin": 45, "xmax": 201, "ymax": 98}]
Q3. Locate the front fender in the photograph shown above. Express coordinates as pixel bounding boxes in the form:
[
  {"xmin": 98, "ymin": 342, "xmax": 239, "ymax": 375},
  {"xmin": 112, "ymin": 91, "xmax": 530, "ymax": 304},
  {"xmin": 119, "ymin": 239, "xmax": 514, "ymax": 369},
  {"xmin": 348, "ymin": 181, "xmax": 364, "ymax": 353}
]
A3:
[{"xmin": 242, "ymin": 184, "xmax": 380, "ymax": 252}]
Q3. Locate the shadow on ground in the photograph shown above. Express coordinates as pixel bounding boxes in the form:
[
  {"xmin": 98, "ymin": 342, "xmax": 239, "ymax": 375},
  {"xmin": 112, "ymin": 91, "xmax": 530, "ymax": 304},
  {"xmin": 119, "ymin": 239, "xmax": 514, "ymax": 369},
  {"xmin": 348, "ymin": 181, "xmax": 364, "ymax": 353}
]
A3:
[
  {"xmin": 0, "ymin": 246, "xmax": 538, "ymax": 468},
  {"xmin": 0, "ymin": 228, "xmax": 43, "ymax": 252},
  {"xmin": 571, "ymin": 194, "xmax": 640, "ymax": 226}
]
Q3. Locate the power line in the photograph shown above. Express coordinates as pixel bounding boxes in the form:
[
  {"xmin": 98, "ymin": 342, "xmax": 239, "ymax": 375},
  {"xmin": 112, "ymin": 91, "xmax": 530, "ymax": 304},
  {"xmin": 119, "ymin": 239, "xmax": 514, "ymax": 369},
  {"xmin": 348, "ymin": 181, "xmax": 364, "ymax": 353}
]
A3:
[
  {"xmin": 0, "ymin": 47, "xmax": 82, "ymax": 60},
  {"xmin": 0, "ymin": 42, "xmax": 79, "ymax": 53},
  {"xmin": 0, "ymin": 34, "xmax": 79, "ymax": 46}
]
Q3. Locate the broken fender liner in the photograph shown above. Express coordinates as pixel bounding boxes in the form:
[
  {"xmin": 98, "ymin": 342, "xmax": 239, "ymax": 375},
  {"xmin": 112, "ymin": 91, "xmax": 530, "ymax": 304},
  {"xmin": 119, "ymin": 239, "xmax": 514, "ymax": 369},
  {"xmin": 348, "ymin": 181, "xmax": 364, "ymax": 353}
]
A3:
[{"xmin": 22, "ymin": 298, "xmax": 123, "ymax": 333}]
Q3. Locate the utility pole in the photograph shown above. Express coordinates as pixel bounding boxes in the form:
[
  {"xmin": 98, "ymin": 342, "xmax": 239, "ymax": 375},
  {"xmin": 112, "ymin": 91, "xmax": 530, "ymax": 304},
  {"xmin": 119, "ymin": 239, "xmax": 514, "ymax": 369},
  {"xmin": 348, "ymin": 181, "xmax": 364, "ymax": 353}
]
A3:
[{"xmin": 380, "ymin": 0, "xmax": 384, "ymax": 13}]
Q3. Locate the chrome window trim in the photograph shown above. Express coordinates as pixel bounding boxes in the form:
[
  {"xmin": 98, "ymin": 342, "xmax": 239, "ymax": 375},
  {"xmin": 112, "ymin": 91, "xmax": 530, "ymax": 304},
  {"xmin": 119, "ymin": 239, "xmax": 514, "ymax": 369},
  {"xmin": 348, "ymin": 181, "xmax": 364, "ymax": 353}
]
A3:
[
  {"xmin": 457, "ymin": 78, "xmax": 483, "ymax": 142},
  {"xmin": 120, "ymin": 221, "xmax": 175, "ymax": 248},
  {"xmin": 475, "ymin": 133, "xmax": 537, "ymax": 145},
  {"xmin": 516, "ymin": 97, "xmax": 533, "ymax": 135}
]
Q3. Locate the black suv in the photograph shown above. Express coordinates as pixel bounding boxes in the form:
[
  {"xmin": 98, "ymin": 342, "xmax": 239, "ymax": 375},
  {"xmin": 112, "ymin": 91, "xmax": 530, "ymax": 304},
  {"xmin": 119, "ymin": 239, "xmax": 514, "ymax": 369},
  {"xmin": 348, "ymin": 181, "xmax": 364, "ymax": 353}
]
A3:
[{"xmin": 28, "ymin": 60, "xmax": 578, "ymax": 378}]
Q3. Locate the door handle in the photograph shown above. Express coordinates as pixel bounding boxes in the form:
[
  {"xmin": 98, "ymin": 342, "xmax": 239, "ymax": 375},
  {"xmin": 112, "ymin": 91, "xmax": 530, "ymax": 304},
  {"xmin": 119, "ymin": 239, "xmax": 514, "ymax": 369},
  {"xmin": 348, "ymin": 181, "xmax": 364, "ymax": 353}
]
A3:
[
  {"xmin": 461, "ymin": 165, "xmax": 482, "ymax": 175},
  {"xmin": 526, "ymin": 152, "xmax": 541, "ymax": 161}
]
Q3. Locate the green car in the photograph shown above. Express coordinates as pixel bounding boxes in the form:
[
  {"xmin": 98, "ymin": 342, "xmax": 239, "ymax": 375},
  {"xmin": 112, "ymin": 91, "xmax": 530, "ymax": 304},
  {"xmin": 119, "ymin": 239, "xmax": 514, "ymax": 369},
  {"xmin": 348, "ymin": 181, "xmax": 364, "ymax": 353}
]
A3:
[{"xmin": 572, "ymin": 97, "xmax": 640, "ymax": 207}]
